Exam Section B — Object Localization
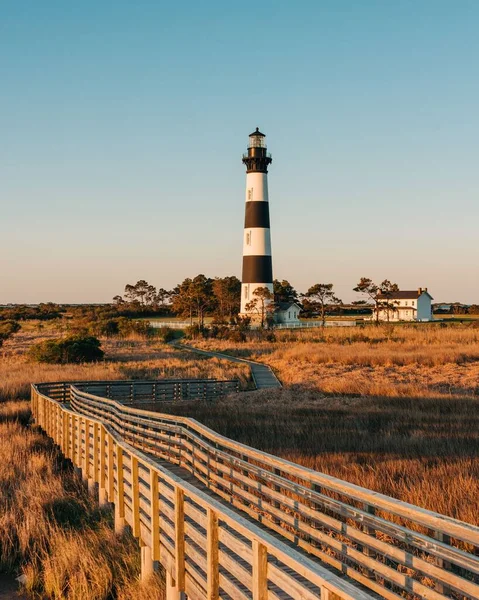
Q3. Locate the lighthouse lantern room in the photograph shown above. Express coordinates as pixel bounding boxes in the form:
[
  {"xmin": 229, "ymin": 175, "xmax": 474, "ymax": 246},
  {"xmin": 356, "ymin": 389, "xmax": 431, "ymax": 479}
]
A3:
[{"xmin": 240, "ymin": 128, "xmax": 274, "ymax": 316}]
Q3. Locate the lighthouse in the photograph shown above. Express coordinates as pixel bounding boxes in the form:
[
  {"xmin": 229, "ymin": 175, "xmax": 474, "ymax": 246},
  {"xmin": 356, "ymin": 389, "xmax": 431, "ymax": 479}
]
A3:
[{"xmin": 240, "ymin": 128, "xmax": 274, "ymax": 316}]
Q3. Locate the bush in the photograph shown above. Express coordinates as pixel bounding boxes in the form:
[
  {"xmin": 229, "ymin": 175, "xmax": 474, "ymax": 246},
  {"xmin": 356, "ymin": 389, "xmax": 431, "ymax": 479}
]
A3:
[
  {"xmin": 155, "ymin": 327, "xmax": 177, "ymax": 342},
  {"xmin": 29, "ymin": 335, "xmax": 104, "ymax": 364},
  {"xmin": 116, "ymin": 318, "xmax": 151, "ymax": 338},
  {"xmin": 0, "ymin": 320, "xmax": 21, "ymax": 348}
]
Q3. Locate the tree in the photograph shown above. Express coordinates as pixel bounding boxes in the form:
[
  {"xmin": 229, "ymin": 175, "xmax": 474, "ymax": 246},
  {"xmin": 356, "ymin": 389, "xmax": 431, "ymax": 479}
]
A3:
[
  {"xmin": 171, "ymin": 275, "xmax": 215, "ymax": 326},
  {"xmin": 123, "ymin": 280, "xmax": 157, "ymax": 308},
  {"xmin": 273, "ymin": 279, "xmax": 298, "ymax": 304},
  {"xmin": 379, "ymin": 280, "xmax": 400, "ymax": 322},
  {"xmin": 155, "ymin": 288, "xmax": 172, "ymax": 311},
  {"xmin": 354, "ymin": 278, "xmax": 379, "ymax": 323},
  {"xmin": 304, "ymin": 284, "xmax": 341, "ymax": 326},
  {"xmin": 171, "ymin": 278, "xmax": 195, "ymax": 325},
  {"xmin": 353, "ymin": 278, "xmax": 399, "ymax": 323},
  {"xmin": 190, "ymin": 274, "xmax": 215, "ymax": 327},
  {"xmin": 213, "ymin": 276, "xmax": 241, "ymax": 321},
  {"xmin": 245, "ymin": 287, "xmax": 275, "ymax": 328}
]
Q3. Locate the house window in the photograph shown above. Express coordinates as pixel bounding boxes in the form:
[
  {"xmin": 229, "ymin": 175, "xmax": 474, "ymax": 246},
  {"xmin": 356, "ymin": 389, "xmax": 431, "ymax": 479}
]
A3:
[
  {"xmin": 294, "ymin": 312, "xmax": 297, "ymax": 318},
  {"xmin": 288, "ymin": 312, "xmax": 291, "ymax": 319},
  {"xmin": 248, "ymin": 188, "xmax": 253, "ymax": 200},
  {"xmin": 412, "ymin": 301, "xmax": 415, "ymax": 306}
]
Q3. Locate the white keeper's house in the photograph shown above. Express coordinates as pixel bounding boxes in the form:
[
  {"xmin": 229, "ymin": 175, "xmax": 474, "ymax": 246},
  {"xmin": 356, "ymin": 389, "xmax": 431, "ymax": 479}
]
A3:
[
  {"xmin": 274, "ymin": 301, "xmax": 302, "ymax": 325},
  {"xmin": 376, "ymin": 288, "xmax": 433, "ymax": 322}
]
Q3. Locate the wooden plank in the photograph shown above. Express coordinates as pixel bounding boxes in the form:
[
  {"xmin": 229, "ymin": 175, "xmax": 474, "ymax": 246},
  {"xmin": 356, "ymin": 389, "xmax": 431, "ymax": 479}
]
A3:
[
  {"xmin": 206, "ymin": 508, "xmax": 219, "ymax": 600},
  {"xmin": 252, "ymin": 539, "xmax": 268, "ymax": 600},
  {"xmin": 175, "ymin": 486, "xmax": 185, "ymax": 592}
]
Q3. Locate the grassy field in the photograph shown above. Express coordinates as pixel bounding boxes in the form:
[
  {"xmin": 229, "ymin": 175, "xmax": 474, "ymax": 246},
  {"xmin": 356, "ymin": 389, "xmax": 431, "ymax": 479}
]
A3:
[
  {"xmin": 0, "ymin": 401, "xmax": 165, "ymax": 599},
  {"xmin": 0, "ymin": 325, "xmax": 251, "ymax": 402},
  {"xmin": 0, "ymin": 323, "xmax": 250, "ymax": 598},
  {"xmin": 183, "ymin": 323, "xmax": 479, "ymax": 524},
  {"xmin": 1, "ymin": 319, "xmax": 478, "ymax": 597}
]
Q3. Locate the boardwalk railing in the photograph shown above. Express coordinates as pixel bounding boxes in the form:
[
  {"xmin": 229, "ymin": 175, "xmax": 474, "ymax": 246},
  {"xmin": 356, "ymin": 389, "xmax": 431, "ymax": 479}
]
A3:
[
  {"xmin": 32, "ymin": 382, "xmax": 479, "ymax": 600},
  {"xmin": 39, "ymin": 379, "xmax": 240, "ymax": 405}
]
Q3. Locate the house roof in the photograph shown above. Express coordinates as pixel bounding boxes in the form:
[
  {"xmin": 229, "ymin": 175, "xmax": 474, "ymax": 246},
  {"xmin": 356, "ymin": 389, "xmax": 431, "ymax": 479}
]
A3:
[
  {"xmin": 377, "ymin": 290, "xmax": 433, "ymax": 300},
  {"xmin": 275, "ymin": 301, "xmax": 301, "ymax": 312}
]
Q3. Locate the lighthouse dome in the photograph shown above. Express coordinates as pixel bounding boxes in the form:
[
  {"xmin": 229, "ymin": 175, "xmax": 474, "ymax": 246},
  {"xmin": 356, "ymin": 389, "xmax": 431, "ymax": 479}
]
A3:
[{"xmin": 249, "ymin": 127, "xmax": 265, "ymax": 137}]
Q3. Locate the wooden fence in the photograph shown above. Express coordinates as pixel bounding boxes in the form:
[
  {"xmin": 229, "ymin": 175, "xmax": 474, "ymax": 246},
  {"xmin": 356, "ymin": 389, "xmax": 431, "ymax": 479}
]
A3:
[
  {"xmin": 32, "ymin": 382, "xmax": 479, "ymax": 600},
  {"xmin": 39, "ymin": 379, "xmax": 240, "ymax": 405}
]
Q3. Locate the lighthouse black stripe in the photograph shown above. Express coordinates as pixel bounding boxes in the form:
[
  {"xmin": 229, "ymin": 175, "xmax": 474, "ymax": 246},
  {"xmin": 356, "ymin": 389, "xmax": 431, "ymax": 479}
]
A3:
[
  {"xmin": 242, "ymin": 255, "xmax": 273, "ymax": 284},
  {"xmin": 244, "ymin": 201, "xmax": 270, "ymax": 228}
]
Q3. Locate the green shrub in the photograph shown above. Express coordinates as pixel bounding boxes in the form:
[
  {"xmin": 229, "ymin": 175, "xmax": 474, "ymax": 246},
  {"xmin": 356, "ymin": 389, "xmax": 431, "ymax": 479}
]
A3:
[
  {"xmin": 29, "ymin": 336, "xmax": 104, "ymax": 364},
  {"xmin": 0, "ymin": 320, "xmax": 21, "ymax": 348},
  {"xmin": 155, "ymin": 327, "xmax": 177, "ymax": 342}
]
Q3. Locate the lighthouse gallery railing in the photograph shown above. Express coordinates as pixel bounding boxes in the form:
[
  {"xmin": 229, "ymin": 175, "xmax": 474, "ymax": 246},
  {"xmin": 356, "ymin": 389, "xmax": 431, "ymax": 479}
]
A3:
[{"xmin": 32, "ymin": 382, "xmax": 479, "ymax": 600}]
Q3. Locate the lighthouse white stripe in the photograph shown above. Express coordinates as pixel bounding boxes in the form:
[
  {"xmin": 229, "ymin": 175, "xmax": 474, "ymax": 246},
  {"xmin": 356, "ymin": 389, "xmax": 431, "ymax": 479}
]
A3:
[
  {"xmin": 242, "ymin": 228, "xmax": 271, "ymax": 256},
  {"xmin": 245, "ymin": 172, "xmax": 269, "ymax": 203},
  {"xmin": 241, "ymin": 282, "xmax": 274, "ymax": 313}
]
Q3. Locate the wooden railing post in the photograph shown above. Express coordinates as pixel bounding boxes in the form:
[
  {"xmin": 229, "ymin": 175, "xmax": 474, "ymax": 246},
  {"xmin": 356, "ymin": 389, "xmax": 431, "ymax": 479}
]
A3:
[
  {"xmin": 115, "ymin": 446, "xmax": 126, "ymax": 535},
  {"xmin": 252, "ymin": 539, "xmax": 268, "ymax": 600},
  {"xmin": 98, "ymin": 425, "xmax": 107, "ymax": 506},
  {"xmin": 434, "ymin": 531, "xmax": 452, "ymax": 595},
  {"xmin": 166, "ymin": 570, "xmax": 185, "ymax": 600},
  {"xmin": 150, "ymin": 469, "xmax": 160, "ymax": 561},
  {"xmin": 107, "ymin": 434, "xmax": 115, "ymax": 503},
  {"xmin": 207, "ymin": 507, "xmax": 219, "ymax": 600},
  {"xmin": 140, "ymin": 541, "xmax": 154, "ymax": 582},
  {"xmin": 131, "ymin": 455, "xmax": 140, "ymax": 538},
  {"xmin": 174, "ymin": 486, "xmax": 185, "ymax": 594}
]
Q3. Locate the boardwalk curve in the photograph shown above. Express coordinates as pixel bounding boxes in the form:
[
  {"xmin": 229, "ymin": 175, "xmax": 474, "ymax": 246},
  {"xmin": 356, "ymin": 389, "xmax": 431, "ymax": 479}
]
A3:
[
  {"xmin": 31, "ymin": 381, "xmax": 479, "ymax": 600},
  {"xmin": 171, "ymin": 341, "xmax": 282, "ymax": 390}
]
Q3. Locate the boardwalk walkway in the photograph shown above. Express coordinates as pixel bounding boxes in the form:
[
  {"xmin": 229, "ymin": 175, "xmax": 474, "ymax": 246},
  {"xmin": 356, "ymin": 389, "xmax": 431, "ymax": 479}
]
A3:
[{"xmin": 171, "ymin": 341, "xmax": 282, "ymax": 390}]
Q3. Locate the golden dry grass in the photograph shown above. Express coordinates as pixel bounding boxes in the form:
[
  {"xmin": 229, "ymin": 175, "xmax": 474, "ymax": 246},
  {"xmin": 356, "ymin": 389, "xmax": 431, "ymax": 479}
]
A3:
[
  {"xmin": 0, "ymin": 326, "xmax": 251, "ymax": 402},
  {"xmin": 0, "ymin": 401, "xmax": 165, "ymax": 599},
  {"xmin": 193, "ymin": 324, "xmax": 479, "ymax": 398},
  {"xmin": 0, "ymin": 322, "xmax": 249, "ymax": 599},
  {"xmin": 158, "ymin": 389, "xmax": 479, "ymax": 525},
  {"xmin": 173, "ymin": 324, "xmax": 479, "ymax": 524}
]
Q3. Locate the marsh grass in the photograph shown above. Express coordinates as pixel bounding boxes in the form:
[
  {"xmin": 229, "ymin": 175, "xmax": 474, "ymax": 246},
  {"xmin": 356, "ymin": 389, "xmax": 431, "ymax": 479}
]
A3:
[
  {"xmin": 159, "ymin": 390, "xmax": 479, "ymax": 524},
  {"xmin": 193, "ymin": 324, "xmax": 479, "ymax": 398},
  {"xmin": 0, "ymin": 401, "xmax": 165, "ymax": 599},
  {"xmin": 0, "ymin": 327, "xmax": 251, "ymax": 402}
]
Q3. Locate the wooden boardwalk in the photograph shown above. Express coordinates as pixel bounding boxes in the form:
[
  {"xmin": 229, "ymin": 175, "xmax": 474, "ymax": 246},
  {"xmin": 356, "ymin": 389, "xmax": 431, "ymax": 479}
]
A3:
[
  {"xmin": 172, "ymin": 342, "xmax": 282, "ymax": 390},
  {"xmin": 31, "ymin": 381, "xmax": 479, "ymax": 600}
]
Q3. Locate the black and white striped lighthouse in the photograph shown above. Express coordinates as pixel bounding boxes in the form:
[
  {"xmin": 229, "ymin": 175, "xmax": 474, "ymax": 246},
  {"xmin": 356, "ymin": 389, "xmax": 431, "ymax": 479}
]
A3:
[{"xmin": 240, "ymin": 128, "xmax": 273, "ymax": 315}]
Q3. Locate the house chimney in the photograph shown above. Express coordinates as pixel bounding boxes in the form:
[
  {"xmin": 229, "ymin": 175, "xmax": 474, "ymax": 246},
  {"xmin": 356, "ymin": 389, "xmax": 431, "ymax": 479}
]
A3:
[{"xmin": 418, "ymin": 287, "xmax": 422, "ymax": 295}]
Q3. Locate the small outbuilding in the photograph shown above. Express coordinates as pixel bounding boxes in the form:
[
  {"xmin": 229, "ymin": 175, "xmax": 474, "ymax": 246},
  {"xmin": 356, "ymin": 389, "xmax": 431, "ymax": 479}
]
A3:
[
  {"xmin": 376, "ymin": 288, "xmax": 433, "ymax": 322},
  {"xmin": 274, "ymin": 301, "xmax": 302, "ymax": 325}
]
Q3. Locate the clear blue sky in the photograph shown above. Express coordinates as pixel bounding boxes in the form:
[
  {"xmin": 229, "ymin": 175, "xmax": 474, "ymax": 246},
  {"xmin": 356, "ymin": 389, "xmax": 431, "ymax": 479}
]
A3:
[{"xmin": 1, "ymin": 1, "xmax": 478, "ymax": 304}]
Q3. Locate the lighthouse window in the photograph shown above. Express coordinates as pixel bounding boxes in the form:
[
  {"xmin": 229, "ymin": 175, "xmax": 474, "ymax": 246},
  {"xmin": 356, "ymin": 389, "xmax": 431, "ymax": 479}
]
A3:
[
  {"xmin": 246, "ymin": 232, "xmax": 251, "ymax": 245},
  {"xmin": 248, "ymin": 188, "xmax": 253, "ymax": 200},
  {"xmin": 244, "ymin": 285, "xmax": 249, "ymax": 299}
]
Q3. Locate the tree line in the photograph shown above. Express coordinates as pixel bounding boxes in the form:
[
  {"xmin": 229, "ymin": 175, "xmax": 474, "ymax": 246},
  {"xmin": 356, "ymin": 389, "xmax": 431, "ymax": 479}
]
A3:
[{"xmin": 108, "ymin": 275, "xmax": 399, "ymax": 326}]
